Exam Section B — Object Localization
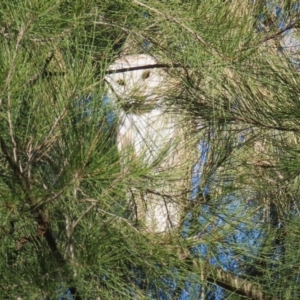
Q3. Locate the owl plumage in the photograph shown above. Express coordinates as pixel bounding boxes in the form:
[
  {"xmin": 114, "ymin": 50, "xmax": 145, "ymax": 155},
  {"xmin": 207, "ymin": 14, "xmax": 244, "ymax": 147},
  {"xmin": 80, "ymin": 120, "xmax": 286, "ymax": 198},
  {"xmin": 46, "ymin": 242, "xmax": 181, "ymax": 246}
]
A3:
[{"xmin": 105, "ymin": 54, "xmax": 194, "ymax": 233}]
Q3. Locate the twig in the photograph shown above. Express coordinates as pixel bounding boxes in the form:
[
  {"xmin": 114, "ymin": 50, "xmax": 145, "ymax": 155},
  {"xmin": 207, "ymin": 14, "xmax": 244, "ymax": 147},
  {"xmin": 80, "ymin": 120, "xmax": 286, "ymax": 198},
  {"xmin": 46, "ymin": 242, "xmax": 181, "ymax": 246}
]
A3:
[
  {"xmin": 105, "ymin": 63, "xmax": 183, "ymax": 74},
  {"xmin": 33, "ymin": 108, "xmax": 67, "ymax": 163},
  {"xmin": 71, "ymin": 203, "xmax": 97, "ymax": 232},
  {"xmin": 5, "ymin": 22, "xmax": 32, "ymax": 165},
  {"xmin": 96, "ymin": 207, "xmax": 140, "ymax": 233},
  {"xmin": 259, "ymin": 22, "xmax": 300, "ymax": 45},
  {"xmin": 78, "ymin": 198, "xmax": 140, "ymax": 233}
]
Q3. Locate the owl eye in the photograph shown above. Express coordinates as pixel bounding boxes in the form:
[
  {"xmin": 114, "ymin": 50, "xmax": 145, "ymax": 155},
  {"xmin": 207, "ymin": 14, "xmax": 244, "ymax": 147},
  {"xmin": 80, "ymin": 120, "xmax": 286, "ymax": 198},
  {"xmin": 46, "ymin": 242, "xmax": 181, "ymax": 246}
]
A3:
[
  {"xmin": 141, "ymin": 71, "xmax": 151, "ymax": 80},
  {"xmin": 116, "ymin": 79, "xmax": 126, "ymax": 86}
]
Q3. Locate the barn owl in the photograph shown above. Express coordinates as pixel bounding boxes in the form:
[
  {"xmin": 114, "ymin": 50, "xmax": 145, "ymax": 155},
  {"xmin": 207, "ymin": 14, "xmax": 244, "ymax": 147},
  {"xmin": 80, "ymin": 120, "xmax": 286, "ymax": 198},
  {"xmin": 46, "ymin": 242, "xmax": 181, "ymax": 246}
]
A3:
[{"xmin": 105, "ymin": 54, "xmax": 194, "ymax": 233}]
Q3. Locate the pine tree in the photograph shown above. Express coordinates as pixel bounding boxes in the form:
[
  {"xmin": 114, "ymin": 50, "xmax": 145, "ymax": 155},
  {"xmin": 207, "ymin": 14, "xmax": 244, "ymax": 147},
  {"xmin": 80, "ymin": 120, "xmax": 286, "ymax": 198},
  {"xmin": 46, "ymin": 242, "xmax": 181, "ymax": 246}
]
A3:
[{"xmin": 1, "ymin": 1, "xmax": 300, "ymax": 299}]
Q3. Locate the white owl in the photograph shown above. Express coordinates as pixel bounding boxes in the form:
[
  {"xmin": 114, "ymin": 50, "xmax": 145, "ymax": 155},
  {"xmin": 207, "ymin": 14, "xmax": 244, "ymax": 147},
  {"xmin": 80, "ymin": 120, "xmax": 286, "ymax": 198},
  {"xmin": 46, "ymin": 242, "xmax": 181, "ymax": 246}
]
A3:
[{"xmin": 105, "ymin": 54, "xmax": 194, "ymax": 233}]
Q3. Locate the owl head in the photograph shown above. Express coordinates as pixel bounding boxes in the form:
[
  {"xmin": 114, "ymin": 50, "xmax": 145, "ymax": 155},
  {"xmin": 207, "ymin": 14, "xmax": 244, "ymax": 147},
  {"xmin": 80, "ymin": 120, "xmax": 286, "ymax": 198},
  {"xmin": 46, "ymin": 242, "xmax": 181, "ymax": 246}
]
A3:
[{"xmin": 105, "ymin": 54, "xmax": 172, "ymax": 113}]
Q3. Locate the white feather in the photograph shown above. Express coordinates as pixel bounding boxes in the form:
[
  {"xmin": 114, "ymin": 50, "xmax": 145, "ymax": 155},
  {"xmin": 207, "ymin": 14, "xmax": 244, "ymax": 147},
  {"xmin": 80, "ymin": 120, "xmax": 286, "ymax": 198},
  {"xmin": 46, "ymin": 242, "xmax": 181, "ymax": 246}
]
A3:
[{"xmin": 105, "ymin": 54, "xmax": 192, "ymax": 233}]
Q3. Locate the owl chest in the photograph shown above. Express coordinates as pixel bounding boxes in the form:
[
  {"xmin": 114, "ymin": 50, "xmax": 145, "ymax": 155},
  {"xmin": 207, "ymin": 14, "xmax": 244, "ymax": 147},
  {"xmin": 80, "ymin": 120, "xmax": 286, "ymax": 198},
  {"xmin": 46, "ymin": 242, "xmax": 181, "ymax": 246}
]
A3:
[{"xmin": 117, "ymin": 109, "xmax": 179, "ymax": 164}]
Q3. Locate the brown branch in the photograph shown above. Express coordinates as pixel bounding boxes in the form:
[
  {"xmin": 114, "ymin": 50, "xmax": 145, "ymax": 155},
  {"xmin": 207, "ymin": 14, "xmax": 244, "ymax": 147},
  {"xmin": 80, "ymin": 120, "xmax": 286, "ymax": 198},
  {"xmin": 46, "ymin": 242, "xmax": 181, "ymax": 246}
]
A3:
[
  {"xmin": 181, "ymin": 254, "xmax": 280, "ymax": 300},
  {"xmin": 259, "ymin": 22, "xmax": 300, "ymax": 45},
  {"xmin": 205, "ymin": 266, "xmax": 279, "ymax": 300},
  {"xmin": 105, "ymin": 63, "xmax": 183, "ymax": 75}
]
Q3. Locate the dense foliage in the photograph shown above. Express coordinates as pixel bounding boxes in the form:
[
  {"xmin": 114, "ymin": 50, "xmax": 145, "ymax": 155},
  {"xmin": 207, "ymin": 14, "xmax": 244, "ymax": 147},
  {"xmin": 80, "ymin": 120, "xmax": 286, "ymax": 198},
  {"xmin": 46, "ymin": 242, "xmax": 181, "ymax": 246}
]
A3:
[{"xmin": 1, "ymin": 0, "xmax": 300, "ymax": 299}]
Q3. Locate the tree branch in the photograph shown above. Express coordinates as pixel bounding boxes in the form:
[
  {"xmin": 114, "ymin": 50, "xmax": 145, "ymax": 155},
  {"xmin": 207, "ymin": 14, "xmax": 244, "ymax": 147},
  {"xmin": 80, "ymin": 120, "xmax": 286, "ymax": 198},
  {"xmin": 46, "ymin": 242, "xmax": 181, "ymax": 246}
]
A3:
[
  {"xmin": 259, "ymin": 22, "xmax": 300, "ymax": 45},
  {"xmin": 105, "ymin": 63, "xmax": 183, "ymax": 74},
  {"xmin": 205, "ymin": 265, "xmax": 278, "ymax": 300},
  {"xmin": 180, "ymin": 254, "xmax": 279, "ymax": 300}
]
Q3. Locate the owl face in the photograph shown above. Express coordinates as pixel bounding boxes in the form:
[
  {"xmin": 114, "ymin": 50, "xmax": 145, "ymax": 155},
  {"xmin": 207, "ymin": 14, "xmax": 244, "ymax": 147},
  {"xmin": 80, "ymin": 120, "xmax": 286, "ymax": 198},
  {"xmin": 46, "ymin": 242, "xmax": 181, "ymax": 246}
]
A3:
[{"xmin": 105, "ymin": 54, "xmax": 168, "ymax": 113}]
